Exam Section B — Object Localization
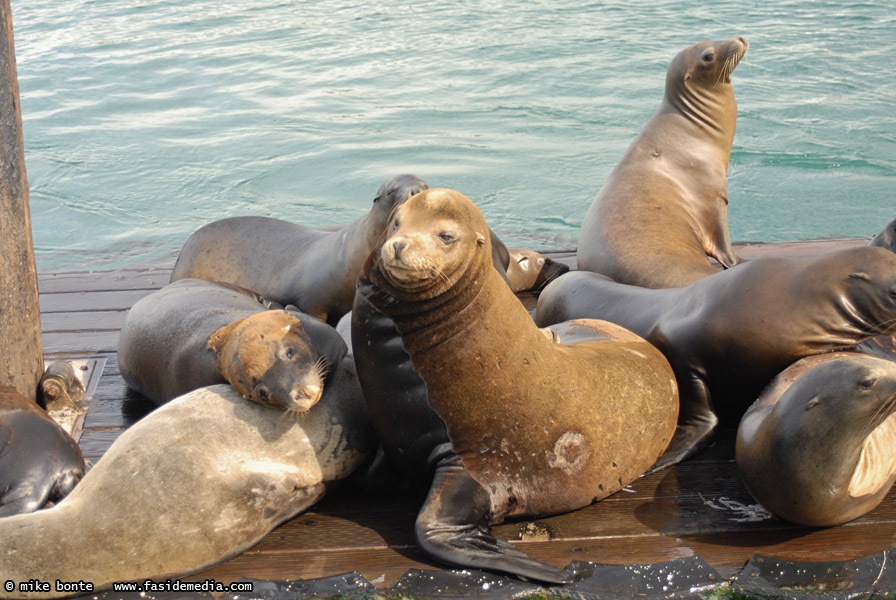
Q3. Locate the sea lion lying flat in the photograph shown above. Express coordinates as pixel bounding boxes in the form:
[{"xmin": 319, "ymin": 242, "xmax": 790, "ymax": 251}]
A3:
[
  {"xmin": 0, "ymin": 385, "xmax": 84, "ymax": 517},
  {"xmin": 537, "ymin": 245, "xmax": 896, "ymax": 469},
  {"xmin": 170, "ymin": 174, "xmax": 428, "ymax": 325},
  {"xmin": 577, "ymin": 37, "xmax": 747, "ymax": 287},
  {"xmin": 118, "ymin": 278, "xmax": 347, "ymax": 411},
  {"xmin": 356, "ymin": 188, "xmax": 678, "ymax": 583},
  {"xmin": 0, "ymin": 383, "xmax": 374, "ymax": 599},
  {"xmin": 737, "ymin": 353, "xmax": 896, "ymax": 527}
]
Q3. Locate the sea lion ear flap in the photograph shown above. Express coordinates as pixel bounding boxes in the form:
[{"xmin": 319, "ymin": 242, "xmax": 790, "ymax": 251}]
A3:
[
  {"xmin": 849, "ymin": 272, "xmax": 871, "ymax": 281},
  {"xmin": 477, "ymin": 233, "xmax": 486, "ymax": 246},
  {"xmin": 207, "ymin": 319, "xmax": 243, "ymax": 358}
]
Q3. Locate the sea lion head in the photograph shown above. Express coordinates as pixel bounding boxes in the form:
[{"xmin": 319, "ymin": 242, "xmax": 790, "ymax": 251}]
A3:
[
  {"xmin": 371, "ymin": 174, "xmax": 429, "ymax": 219},
  {"xmin": 376, "ymin": 188, "xmax": 489, "ymax": 299},
  {"xmin": 667, "ymin": 36, "xmax": 747, "ymax": 89},
  {"xmin": 763, "ymin": 355, "xmax": 896, "ymax": 524},
  {"xmin": 208, "ymin": 310, "xmax": 328, "ymax": 413},
  {"xmin": 833, "ymin": 247, "xmax": 896, "ymax": 335}
]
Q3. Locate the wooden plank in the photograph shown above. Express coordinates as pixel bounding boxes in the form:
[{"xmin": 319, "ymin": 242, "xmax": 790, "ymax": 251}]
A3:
[
  {"xmin": 42, "ymin": 331, "xmax": 120, "ymax": 354},
  {"xmin": 39, "ymin": 289, "xmax": 154, "ymax": 313},
  {"xmin": 38, "ymin": 269, "xmax": 170, "ymax": 293},
  {"xmin": 41, "ymin": 310, "xmax": 127, "ymax": 333}
]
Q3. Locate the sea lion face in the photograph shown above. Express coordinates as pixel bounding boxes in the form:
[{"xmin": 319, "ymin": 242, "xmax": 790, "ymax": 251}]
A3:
[
  {"xmin": 378, "ymin": 189, "xmax": 488, "ymax": 297},
  {"xmin": 372, "ymin": 174, "xmax": 429, "ymax": 215},
  {"xmin": 669, "ymin": 37, "xmax": 747, "ymax": 88},
  {"xmin": 208, "ymin": 311, "xmax": 327, "ymax": 413},
  {"xmin": 836, "ymin": 248, "xmax": 896, "ymax": 333}
]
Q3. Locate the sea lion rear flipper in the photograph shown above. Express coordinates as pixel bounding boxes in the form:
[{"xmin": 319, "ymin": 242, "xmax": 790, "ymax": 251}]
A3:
[
  {"xmin": 415, "ymin": 451, "xmax": 572, "ymax": 585},
  {"xmin": 647, "ymin": 373, "xmax": 718, "ymax": 473}
]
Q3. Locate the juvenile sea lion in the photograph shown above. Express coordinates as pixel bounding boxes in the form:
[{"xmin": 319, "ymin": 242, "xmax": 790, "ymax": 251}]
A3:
[
  {"xmin": 0, "ymin": 385, "xmax": 85, "ymax": 517},
  {"xmin": 0, "ymin": 383, "xmax": 374, "ymax": 599},
  {"xmin": 356, "ymin": 188, "xmax": 678, "ymax": 583},
  {"xmin": 118, "ymin": 278, "xmax": 347, "ymax": 410},
  {"xmin": 537, "ymin": 245, "xmax": 896, "ymax": 469},
  {"xmin": 170, "ymin": 174, "xmax": 428, "ymax": 324},
  {"xmin": 737, "ymin": 353, "xmax": 896, "ymax": 526},
  {"xmin": 504, "ymin": 248, "xmax": 570, "ymax": 293},
  {"xmin": 577, "ymin": 37, "xmax": 747, "ymax": 287}
]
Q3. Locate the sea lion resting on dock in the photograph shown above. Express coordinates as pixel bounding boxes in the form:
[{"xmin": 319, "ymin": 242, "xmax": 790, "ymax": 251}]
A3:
[
  {"xmin": 170, "ymin": 174, "xmax": 566, "ymax": 325},
  {"xmin": 0, "ymin": 384, "xmax": 374, "ymax": 599},
  {"xmin": 356, "ymin": 188, "xmax": 678, "ymax": 583},
  {"xmin": 577, "ymin": 37, "xmax": 747, "ymax": 287},
  {"xmin": 0, "ymin": 385, "xmax": 84, "ymax": 517},
  {"xmin": 737, "ymin": 353, "xmax": 896, "ymax": 526},
  {"xmin": 118, "ymin": 278, "xmax": 348, "ymax": 411},
  {"xmin": 537, "ymin": 245, "xmax": 896, "ymax": 470}
]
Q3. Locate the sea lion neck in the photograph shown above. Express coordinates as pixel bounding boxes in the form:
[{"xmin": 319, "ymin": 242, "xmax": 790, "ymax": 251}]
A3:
[{"xmin": 363, "ymin": 247, "xmax": 491, "ymax": 352}]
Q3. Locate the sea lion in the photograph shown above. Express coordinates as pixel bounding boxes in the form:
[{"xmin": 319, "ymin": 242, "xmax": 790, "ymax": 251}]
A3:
[
  {"xmin": 577, "ymin": 37, "xmax": 747, "ymax": 287},
  {"xmin": 504, "ymin": 248, "xmax": 570, "ymax": 293},
  {"xmin": 537, "ymin": 245, "xmax": 896, "ymax": 469},
  {"xmin": 0, "ymin": 383, "xmax": 374, "ymax": 599},
  {"xmin": 868, "ymin": 215, "xmax": 896, "ymax": 253},
  {"xmin": 170, "ymin": 174, "xmax": 428, "ymax": 325},
  {"xmin": 736, "ymin": 353, "xmax": 896, "ymax": 527},
  {"xmin": 118, "ymin": 278, "xmax": 347, "ymax": 410},
  {"xmin": 355, "ymin": 188, "xmax": 678, "ymax": 583},
  {"xmin": 0, "ymin": 384, "xmax": 84, "ymax": 517}
]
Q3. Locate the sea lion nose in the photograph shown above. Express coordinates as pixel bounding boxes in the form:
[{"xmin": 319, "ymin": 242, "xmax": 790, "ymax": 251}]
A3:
[{"xmin": 393, "ymin": 240, "xmax": 407, "ymax": 259}]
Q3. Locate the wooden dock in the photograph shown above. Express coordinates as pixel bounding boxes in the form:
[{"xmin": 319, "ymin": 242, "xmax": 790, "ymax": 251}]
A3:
[{"xmin": 37, "ymin": 238, "xmax": 896, "ymax": 598}]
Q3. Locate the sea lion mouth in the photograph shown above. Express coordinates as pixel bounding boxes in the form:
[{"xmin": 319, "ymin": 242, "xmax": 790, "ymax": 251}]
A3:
[{"xmin": 720, "ymin": 37, "xmax": 748, "ymax": 84}]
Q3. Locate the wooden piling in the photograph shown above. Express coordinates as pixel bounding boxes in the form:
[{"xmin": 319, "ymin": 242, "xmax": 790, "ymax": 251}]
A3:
[{"xmin": 0, "ymin": 0, "xmax": 43, "ymax": 401}]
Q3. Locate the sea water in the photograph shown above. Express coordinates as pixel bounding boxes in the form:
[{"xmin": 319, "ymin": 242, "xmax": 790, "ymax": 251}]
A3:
[{"xmin": 10, "ymin": 0, "xmax": 896, "ymax": 272}]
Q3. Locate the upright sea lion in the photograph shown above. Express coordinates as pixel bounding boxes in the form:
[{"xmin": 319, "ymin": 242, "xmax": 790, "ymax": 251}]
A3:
[
  {"xmin": 577, "ymin": 37, "xmax": 747, "ymax": 287},
  {"xmin": 0, "ymin": 385, "xmax": 85, "ymax": 517},
  {"xmin": 0, "ymin": 383, "xmax": 374, "ymax": 599},
  {"xmin": 356, "ymin": 188, "xmax": 678, "ymax": 583},
  {"xmin": 118, "ymin": 278, "xmax": 347, "ymax": 410},
  {"xmin": 537, "ymin": 245, "xmax": 896, "ymax": 469},
  {"xmin": 737, "ymin": 353, "xmax": 896, "ymax": 527},
  {"xmin": 170, "ymin": 174, "xmax": 428, "ymax": 324}
]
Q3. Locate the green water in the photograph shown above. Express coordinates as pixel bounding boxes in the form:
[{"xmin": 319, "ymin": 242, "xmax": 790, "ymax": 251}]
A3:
[{"xmin": 10, "ymin": 0, "xmax": 895, "ymax": 271}]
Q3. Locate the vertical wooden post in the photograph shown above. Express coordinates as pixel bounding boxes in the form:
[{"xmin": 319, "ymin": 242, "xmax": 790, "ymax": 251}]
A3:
[{"xmin": 0, "ymin": 0, "xmax": 43, "ymax": 402}]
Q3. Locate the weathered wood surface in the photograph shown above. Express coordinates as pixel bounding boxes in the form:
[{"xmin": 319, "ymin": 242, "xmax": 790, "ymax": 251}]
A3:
[{"xmin": 39, "ymin": 236, "xmax": 896, "ymax": 590}]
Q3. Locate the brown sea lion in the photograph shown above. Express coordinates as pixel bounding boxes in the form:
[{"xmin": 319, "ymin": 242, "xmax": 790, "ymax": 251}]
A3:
[
  {"xmin": 737, "ymin": 353, "xmax": 896, "ymax": 526},
  {"xmin": 504, "ymin": 248, "xmax": 570, "ymax": 293},
  {"xmin": 357, "ymin": 188, "xmax": 678, "ymax": 583},
  {"xmin": 537, "ymin": 245, "xmax": 896, "ymax": 469},
  {"xmin": 0, "ymin": 383, "xmax": 374, "ymax": 599},
  {"xmin": 170, "ymin": 174, "xmax": 428, "ymax": 324},
  {"xmin": 577, "ymin": 37, "xmax": 747, "ymax": 287},
  {"xmin": 0, "ymin": 385, "xmax": 84, "ymax": 517},
  {"xmin": 117, "ymin": 278, "xmax": 347, "ymax": 411}
]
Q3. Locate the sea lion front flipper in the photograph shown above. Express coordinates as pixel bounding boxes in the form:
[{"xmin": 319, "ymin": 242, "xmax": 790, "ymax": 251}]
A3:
[
  {"xmin": 415, "ymin": 450, "xmax": 572, "ymax": 585},
  {"xmin": 706, "ymin": 200, "xmax": 742, "ymax": 269},
  {"xmin": 647, "ymin": 372, "xmax": 718, "ymax": 473}
]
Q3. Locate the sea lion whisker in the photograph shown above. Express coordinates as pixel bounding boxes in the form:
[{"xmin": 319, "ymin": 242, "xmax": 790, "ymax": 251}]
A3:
[{"xmin": 313, "ymin": 355, "xmax": 330, "ymax": 379}]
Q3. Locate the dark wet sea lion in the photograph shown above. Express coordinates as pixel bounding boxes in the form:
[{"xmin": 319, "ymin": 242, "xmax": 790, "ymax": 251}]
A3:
[
  {"xmin": 356, "ymin": 188, "xmax": 678, "ymax": 583},
  {"xmin": 118, "ymin": 278, "xmax": 347, "ymax": 411},
  {"xmin": 170, "ymin": 174, "xmax": 428, "ymax": 324},
  {"xmin": 577, "ymin": 37, "xmax": 747, "ymax": 287},
  {"xmin": 537, "ymin": 245, "xmax": 896, "ymax": 469},
  {"xmin": 0, "ymin": 383, "xmax": 374, "ymax": 599},
  {"xmin": 504, "ymin": 248, "xmax": 570, "ymax": 293},
  {"xmin": 0, "ymin": 384, "xmax": 84, "ymax": 517},
  {"xmin": 737, "ymin": 353, "xmax": 896, "ymax": 526}
]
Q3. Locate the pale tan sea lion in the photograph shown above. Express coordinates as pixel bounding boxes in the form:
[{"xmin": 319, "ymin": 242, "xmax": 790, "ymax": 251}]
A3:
[
  {"xmin": 577, "ymin": 37, "xmax": 748, "ymax": 287},
  {"xmin": 0, "ymin": 383, "xmax": 374, "ymax": 599},
  {"xmin": 537, "ymin": 245, "xmax": 896, "ymax": 469},
  {"xmin": 737, "ymin": 353, "xmax": 896, "ymax": 526},
  {"xmin": 118, "ymin": 278, "xmax": 347, "ymax": 411},
  {"xmin": 357, "ymin": 188, "xmax": 678, "ymax": 583}
]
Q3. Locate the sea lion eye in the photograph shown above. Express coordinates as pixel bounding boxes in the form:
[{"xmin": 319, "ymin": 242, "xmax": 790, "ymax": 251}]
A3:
[
  {"xmin": 438, "ymin": 232, "xmax": 456, "ymax": 244},
  {"xmin": 701, "ymin": 49, "xmax": 715, "ymax": 63},
  {"xmin": 392, "ymin": 219, "xmax": 400, "ymax": 231},
  {"xmin": 286, "ymin": 348, "xmax": 295, "ymax": 360},
  {"xmin": 859, "ymin": 377, "xmax": 878, "ymax": 390}
]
